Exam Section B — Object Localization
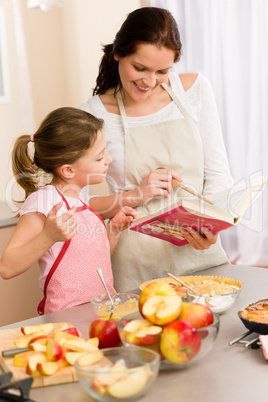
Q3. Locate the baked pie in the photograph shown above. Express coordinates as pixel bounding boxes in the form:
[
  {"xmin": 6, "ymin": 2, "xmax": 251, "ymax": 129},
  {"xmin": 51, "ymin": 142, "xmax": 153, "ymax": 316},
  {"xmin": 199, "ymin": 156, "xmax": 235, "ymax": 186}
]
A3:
[{"xmin": 240, "ymin": 300, "xmax": 268, "ymax": 324}]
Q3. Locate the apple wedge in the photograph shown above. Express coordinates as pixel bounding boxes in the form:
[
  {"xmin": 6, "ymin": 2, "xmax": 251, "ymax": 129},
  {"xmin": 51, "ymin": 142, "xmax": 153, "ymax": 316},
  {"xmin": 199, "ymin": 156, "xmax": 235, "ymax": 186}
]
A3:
[
  {"xmin": 86, "ymin": 337, "xmax": 99, "ymax": 347},
  {"xmin": 14, "ymin": 330, "xmax": 47, "ymax": 348},
  {"xmin": 56, "ymin": 323, "xmax": 70, "ymax": 332},
  {"xmin": 21, "ymin": 323, "xmax": 54, "ymax": 336},
  {"xmin": 65, "ymin": 352, "xmax": 87, "ymax": 366},
  {"xmin": 63, "ymin": 340, "xmax": 99, "ymax": 353},
  {"xmin": 14, "ymin": 351, "xmax": 42, "ymax": 368},
  {"xmin": 107, "ymin": 367, "xmax": 148, "ymax": 398},
  {"xmin": 142, "ymin": 294, "xmax": 182, "ymax": 325},
  {"xmin": 75, "ymin": 350, "xmax": 103, "ymax": 367},
  {"xmin": 29, "ymin": 342, "xmax": 47, "ymax": 352},
  {"xmin": 123, "ymin": 319, "xmax": 162, "ymax": 346},
  {"xmin": 46, "ymin": 338, "xmax": 64, "ymax": 361},
  {"xmin": 37, "ymin": 361, "xmax": 59, "ymax": 376},
  {"xmin": 54, "ymin": 331, "xmax": 82, "ymax": 345},
  {"xmin": 26, "ymin": 353, "xmax": 48, "ymax": 375}
]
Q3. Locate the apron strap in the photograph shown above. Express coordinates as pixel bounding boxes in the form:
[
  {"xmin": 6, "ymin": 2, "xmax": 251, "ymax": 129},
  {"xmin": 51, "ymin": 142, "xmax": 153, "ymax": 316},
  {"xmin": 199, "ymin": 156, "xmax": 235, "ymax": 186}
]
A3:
[{"xmin": 161, "ymin": 82, "xmax": 189, "ymax": 117}]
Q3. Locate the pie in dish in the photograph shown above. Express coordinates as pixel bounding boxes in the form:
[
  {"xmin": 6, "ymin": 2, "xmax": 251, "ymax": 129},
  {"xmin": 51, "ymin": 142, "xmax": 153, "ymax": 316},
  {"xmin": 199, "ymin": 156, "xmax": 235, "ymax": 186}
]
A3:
[{"xmin": 240, "ymin": 300, "xmax": 268, "ymax": 324}]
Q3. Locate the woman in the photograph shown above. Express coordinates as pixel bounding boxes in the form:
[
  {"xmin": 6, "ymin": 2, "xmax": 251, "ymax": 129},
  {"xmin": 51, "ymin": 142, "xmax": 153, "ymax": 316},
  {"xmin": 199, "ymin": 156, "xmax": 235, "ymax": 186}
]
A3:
[{"xmin": 80, "ymin": 7, "xmax": 233, "ymax": 291}]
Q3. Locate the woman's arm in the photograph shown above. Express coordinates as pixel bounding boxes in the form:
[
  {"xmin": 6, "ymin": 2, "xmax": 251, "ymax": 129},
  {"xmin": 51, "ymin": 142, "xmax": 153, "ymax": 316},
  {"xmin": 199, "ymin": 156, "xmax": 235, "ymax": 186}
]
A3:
[
  {"xmin": 90, "ymin": 168, "xmax": 182, "ymax": 219},
  {"xmin": 0, "ymin": 203, "xmax": 76, "ymax": 279}
]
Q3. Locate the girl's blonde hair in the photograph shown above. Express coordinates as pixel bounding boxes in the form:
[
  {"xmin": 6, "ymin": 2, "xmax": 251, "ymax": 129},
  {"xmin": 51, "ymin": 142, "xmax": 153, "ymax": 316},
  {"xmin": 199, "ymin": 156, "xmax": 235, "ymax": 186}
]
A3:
[{"xmin": 12, "ymin": 107, "xmax": 104, "ymax": 202}]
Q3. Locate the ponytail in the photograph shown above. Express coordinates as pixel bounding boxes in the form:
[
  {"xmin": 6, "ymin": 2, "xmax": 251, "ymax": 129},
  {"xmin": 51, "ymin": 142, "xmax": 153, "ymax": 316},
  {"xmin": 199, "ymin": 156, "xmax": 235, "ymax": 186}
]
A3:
[
  {"xmin": 12, "ymin": 135, "xmax": 39, "ymax": 198},
  {"xmin": 93, "ymin": 44, "xmax": 121, "ymax": 96}
]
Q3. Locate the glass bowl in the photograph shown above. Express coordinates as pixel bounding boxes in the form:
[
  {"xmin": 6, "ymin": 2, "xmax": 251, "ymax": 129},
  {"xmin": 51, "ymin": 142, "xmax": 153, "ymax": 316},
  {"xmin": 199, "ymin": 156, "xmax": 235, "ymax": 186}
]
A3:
[
  {"xmin": 73, "ymin": 346, "xmax": 160, "ymax": 401},
  {"xmin": 91, "ymin": 293, "xmax": 139, "ymax": 318},
  {"xmin": 117, "ymin": 311, "xmax": 220, "ymax": 371},
  {"xmin": 186, "ymin": 283, "xmax": 238, "ymax": 314}
]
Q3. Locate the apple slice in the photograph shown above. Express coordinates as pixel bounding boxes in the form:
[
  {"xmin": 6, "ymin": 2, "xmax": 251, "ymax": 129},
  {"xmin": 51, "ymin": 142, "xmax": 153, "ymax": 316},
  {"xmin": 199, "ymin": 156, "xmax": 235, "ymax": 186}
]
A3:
[
  {"xmin": 86, "ymin": 337, "xmax": 99, "ymax": 347},
  {"xmin": 14, "ymin": 351, "xmax": 42, "ymax": 367},
  {"xmin": 21, "ymin": 323, "xmax": 54, "ymax": 336},
  {"xmin": 46, "ymin": 339, "xmax": 64, "ymax": 361},
  {"xmin": 14, "ymin": 330, "xmax": 47, "ymax": 348},
  {"xmin": 29, "ymin": 342, "xmax": 47, "ymax": 352},
  {"xmin": 26, "ymin": 353, "xmax": 48, "ymax": 375},
  {"xmin": 142, "ymin": 294, "xmax": 182, "ymax": 325},
  {"xmin": 75, "ymin": 350, "xmax": 103, "ymax": 367},
  {"xmin": 37, "ymin": 361, "xmax": 59, "ymax": 376},
  {"xmin": 56, "ymin": 323, "xmax": 70, "ymax": 332},
  {"xmin": 123, "ymin": 319, "xmax": 162, "ymax": 346},
  {"xmin": 61, "ymin": 327, "xmax": 79, "ymax": 337},
  {"xmin": 54, "ymin": 331, "xmax": 82, "ymax": 345},
  {"xmin": 29, "ymin": 334, "xmax": 54, "ymax": 346},
  {"xmin": 63, "ymin": 340, "xmax": 99, "ymax": 353},
  {"xmin": 107, "ymin": 367, "xmax": 148, "ymax": 398},
  {"xmin": 65, "ymin": 352, "xmax": 88, "ymax": 366}
]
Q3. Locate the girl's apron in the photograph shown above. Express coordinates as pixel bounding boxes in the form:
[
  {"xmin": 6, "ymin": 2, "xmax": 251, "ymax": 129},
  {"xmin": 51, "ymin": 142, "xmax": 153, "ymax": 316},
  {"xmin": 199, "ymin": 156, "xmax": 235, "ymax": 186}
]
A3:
[
  {"xmin": 111, "ymin": 83, "xmax": 229, "ymax": 291},
  {"xmin": 38, "ymin": 190, "xmax": 115, "ymax": 315}
]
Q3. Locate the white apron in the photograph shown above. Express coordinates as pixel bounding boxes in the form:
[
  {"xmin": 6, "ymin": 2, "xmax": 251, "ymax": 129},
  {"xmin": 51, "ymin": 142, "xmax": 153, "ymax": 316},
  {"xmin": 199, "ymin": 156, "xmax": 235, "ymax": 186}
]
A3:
[
  {"xmin": 38, "ymin": 189, "xmax": 115, "ymax": 314},
  {"xmin": 111, "ymin": 83, "xmax": 229, "ymax": 291}
]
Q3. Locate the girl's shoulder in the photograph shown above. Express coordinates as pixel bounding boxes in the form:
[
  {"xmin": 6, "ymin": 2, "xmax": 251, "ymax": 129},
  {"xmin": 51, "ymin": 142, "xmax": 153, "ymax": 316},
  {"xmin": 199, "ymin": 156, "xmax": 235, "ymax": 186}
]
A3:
[{"xmin": 20, "ymin": 186, "xmax": 60, "ymax": 217}]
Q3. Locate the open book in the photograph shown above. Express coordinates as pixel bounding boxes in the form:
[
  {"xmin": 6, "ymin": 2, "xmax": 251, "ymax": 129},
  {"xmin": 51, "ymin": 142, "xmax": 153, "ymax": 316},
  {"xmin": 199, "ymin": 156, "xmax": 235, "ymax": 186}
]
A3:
[{"xmin": 128, "ymin": 176, "xmax": 268, "ymax": 247}]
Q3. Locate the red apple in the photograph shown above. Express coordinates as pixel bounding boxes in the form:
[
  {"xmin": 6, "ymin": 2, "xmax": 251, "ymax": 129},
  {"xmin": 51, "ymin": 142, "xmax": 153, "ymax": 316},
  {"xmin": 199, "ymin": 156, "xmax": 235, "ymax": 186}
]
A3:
[
  {"xmin": 160, "ymin": 319, "xmax": 201, "ymax": 364},
  {"xmin": 89, "ymin": 317, "xmax": 126, "ymax": 349},
  {"xmin": 123, "ymin": 319, "xmax": 162, "ymax": 346},
  {"xmin": 139, "ymin": 281, "xmax": 182, "ymax": 325},
  {"xmin": 179, "ymin": 302, "xmax": 214, "ymax": 329}
]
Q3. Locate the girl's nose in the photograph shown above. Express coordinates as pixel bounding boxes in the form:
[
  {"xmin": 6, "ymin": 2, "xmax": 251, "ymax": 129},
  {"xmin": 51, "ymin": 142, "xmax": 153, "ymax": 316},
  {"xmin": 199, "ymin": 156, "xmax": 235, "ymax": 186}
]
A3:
[{"xmin": 105, "ymin": 151, "xmax": 112, "ymax": 165}]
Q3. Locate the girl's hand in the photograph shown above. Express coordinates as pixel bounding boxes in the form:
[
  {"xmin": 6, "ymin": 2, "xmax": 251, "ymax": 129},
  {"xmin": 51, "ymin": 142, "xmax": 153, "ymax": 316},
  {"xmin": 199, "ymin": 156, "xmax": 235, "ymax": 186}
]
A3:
[
  {"xmin": 135, "ymin": 168, "xmax": 183, "ymax": 205},
  {"xmin": 180, "ymin": 227, "xmax": 218, "ymax": 250},
  {"xmin": 108, "ymin": 206, "xmax": 142, "ymax": 238},
  {"xmin": 44, "ymin": 202, "xmax": 77, "ymax": 243}
]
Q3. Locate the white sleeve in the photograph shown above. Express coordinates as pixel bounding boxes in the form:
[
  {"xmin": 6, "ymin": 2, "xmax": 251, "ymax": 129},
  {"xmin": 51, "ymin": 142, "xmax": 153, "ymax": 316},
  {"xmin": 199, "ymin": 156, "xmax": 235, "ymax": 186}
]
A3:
[{"xmin": 198, "ymin": 75, "xmax": 234, "ymax": 195}]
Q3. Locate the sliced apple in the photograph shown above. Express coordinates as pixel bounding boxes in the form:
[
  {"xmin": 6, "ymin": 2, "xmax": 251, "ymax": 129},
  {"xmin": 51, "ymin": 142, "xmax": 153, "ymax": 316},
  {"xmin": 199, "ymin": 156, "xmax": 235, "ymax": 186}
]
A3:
[
  {"xmin": 75, "ymin": 350, "xmax": 103, "ymax": 367},
  {"xmin": 85, "ymin": 337, "xmax": 99, "ymax": 347},
  {"xmin": 29, "ymin": 342, "xmax": 47, "ymax": 352},
  {"xmin": 29, "ymin": 334, "xmax": 54, "ymax": 346},
  {"xmin": 142, "ymin": 294, "xmax": 182, "ymax": 325},
  {"xmin": 63, "ymin": 340, "xmax": 99, "ymax": 353},
  {"xmin": 54, "ymin": 331, "xmax": 82, "ymax": 345},
  {"xmin": 21, "ymin": 323, "xmax": 54, "ymax": 336},
  {"xmin": 14, "ymin": 351, "xmax": 42, "ymax": 367},
  {"xmin": 107, "ymin": 368, "xmax": 148, "ymax": 398},
  {"xmin": 46, "ymin": 338, "xmax": 64, "ymax": 361},
  {"xmin": 61, "ymin": 327, "xmax": 79, "ymax": 337},
  {"xmin": 65, "ymin": 352, "xmax": 87, "ymax": 366},
  {"xmin": 14, "ymin": 330, "xmax": 47, "ymax": 348},
  {"xmin": 26, "ymin": 353, "xmax": 48, "ymax": 375},
  {"xmin": 123, "ymin": 319, "xmax": 162, "ymax": 346},
  {"xmin": 37, "ymin": 361, "xmax": 59, "ymax": 376},
  {"xmin": 56, "ymin": 323, "xmax": 70, "ymax": 332}
]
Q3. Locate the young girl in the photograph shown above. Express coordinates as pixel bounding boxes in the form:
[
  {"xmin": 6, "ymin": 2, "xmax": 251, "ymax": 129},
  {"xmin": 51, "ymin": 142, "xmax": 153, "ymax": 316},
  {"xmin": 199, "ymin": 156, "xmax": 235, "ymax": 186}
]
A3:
[{"xmin": 0, "ymin": 107, "xmax": 138, "ymax": 314}]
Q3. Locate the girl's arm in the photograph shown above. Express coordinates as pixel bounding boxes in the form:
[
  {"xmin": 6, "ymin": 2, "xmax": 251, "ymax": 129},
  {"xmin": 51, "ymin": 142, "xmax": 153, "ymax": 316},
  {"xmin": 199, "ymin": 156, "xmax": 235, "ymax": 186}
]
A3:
[
  {"xmin": 89, "ymin": 168, "xmax": 182, "ymax": 219},
  {"xmin": 106, "ymin": 207, "xmax": 141, "ymax": 255},
  {"xmin": 0, "ymin": 202, "xmax": 76, "ymax": 280}
]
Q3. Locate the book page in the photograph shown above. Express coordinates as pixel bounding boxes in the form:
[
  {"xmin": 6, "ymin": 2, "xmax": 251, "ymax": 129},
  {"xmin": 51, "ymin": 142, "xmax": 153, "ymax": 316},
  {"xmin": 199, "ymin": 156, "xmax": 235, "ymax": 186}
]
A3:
[{"xmin": 208, "ymin": 176, "xmax": 268, "ymax": 217}]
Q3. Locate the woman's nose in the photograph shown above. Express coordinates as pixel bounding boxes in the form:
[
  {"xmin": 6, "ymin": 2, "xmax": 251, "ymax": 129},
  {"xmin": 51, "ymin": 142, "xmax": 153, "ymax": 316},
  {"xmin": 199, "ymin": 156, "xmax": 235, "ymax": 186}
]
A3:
[{"xmin": 144, "ymin": 73, "xmax": 156, "ymax": 88}]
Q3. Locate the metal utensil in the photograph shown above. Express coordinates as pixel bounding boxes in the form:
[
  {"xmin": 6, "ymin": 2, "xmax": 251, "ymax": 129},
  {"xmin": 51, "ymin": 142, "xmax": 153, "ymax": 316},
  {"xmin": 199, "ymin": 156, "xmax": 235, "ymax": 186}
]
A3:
[
  {"xmin": 167, "ymin": 272, "xmax": 202, "ymax": 296},
  {"xmin": 96, "ymin": 269, "xmax": 116, "ymax": 313}
]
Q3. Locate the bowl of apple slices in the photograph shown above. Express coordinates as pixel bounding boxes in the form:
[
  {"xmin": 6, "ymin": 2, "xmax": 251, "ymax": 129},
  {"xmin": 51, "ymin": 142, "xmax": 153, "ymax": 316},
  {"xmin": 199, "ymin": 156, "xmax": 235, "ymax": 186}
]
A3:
[
  {"xmin": 117, "ymin": 280, "xmax": 220, "ymax": 370},
  {"xmin": 73, "ymin": 346, "xmax": 160, "ymax": 401}
]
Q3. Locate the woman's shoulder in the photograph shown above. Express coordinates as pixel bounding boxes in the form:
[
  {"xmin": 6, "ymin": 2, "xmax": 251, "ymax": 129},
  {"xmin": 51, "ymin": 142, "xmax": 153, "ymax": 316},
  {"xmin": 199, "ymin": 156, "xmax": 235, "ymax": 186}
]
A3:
[{"xmin": 171, "ymin": 71, "xmax": 212, "ymax": 93}]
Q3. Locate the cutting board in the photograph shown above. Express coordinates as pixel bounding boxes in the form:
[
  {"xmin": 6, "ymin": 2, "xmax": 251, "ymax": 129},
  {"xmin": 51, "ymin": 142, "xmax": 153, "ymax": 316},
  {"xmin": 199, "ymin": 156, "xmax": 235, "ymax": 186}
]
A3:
[{"xmin": 0, "ymin": 323, "xmax": 83, "ymax": 388}]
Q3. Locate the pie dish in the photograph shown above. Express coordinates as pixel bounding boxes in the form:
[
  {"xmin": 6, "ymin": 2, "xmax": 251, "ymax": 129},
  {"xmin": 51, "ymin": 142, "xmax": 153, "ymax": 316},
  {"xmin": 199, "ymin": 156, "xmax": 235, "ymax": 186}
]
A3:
[{"xmin": 238, "ymin": 299, "xmax": 268, "ymax": 334}]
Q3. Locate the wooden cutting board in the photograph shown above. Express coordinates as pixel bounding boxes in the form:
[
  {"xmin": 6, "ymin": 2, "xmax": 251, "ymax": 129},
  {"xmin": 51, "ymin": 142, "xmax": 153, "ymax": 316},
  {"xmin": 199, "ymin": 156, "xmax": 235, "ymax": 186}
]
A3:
[{"xmin": 0, "ymin": 323, "xmax": 82, "ymax": 388}]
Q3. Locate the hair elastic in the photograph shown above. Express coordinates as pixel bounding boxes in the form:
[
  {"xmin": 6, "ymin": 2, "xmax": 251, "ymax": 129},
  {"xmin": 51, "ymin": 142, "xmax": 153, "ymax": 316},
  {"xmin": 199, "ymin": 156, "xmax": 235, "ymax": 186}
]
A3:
[{"xmin": 30, "ymin": 134, "xmax": 35, "ymax": 143}]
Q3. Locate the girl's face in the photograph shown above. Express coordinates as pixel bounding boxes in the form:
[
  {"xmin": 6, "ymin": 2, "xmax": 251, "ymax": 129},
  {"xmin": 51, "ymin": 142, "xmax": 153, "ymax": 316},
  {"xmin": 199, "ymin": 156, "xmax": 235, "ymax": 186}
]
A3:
[
  {"xmin": 115, "ymin": 43, "xmax": 176, "ymax": 103},
  {"xmin": 72, "ymin": 129, "xmax": 112, "ymax": 187}
]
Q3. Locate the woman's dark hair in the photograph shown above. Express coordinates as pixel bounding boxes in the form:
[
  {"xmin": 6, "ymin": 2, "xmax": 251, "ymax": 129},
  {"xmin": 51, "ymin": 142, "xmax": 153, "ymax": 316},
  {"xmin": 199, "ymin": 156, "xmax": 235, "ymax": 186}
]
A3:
[
  {"xmin": 12, "ymin": 107, "xmax": 103, "ymax": 203},
  {"xmin": 93, "ymin": 7, "xmax": 182, "ymax": 95}
]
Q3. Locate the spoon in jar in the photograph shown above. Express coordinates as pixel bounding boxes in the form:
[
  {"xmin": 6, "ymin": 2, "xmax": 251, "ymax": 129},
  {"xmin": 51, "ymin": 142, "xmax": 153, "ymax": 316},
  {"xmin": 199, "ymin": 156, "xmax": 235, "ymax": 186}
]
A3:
[
  {"xmin": 96, "ymin": 269, "xmax": 116, "ymax": 315},
  {"xmin": 167, "ymin": 272, "xmax": 202, "ymax": 296}
]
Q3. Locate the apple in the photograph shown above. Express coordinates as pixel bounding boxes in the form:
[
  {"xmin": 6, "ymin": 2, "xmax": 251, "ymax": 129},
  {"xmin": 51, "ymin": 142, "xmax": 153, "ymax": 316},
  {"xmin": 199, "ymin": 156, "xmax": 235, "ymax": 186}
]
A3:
[
  {"xmin": 107, "ymin": 367, "xmax": 150, "ymax": 398},
  {"xmin": 37, "ymin": 361, "xmax": 58, "ymax": 376},
  {"xmin": 21, "ymin": 323, "xmax": 54, "ymax": 336},
  {"xmin": 46, "ymin": 338, "xmax": 64, "ymax": 361},
  {"xmin": 86, "ymin": 337, "xmax": 99, "ymax": 347},
  {"xmin": 139, "ymin": 281, "xmax": 182, "ymax": 325},
  {"xmin": 28, "ymin": 334, "xmax": 54, "ymax": 345},
  {"xmin": 123, "ymin": 319, "xmax": 162, "ymax": 346},
  {"xmin": 75, "ymin": 350, "xmax": 103, "ymax": 367},
  {"xmin": 61, "ymin": 327, "xmax": 79, "ymax": 337},
  {"xmin": 89, "ymin": 317, "xmax": 125, "ymax": 349},
  {"xmin": 26, "ymin": 353, "xmax": 48, "ymax": 375},
  {"xmin": 160, "ymin": 319, "xmax": 201, "ymax": 364},
  {"xmin": 29, "ymin": 342, "xmax": 47, "ymax": 352},
  {"xmin": 179, "ymin": 302, "xmax": 214, "ymax": 329}
]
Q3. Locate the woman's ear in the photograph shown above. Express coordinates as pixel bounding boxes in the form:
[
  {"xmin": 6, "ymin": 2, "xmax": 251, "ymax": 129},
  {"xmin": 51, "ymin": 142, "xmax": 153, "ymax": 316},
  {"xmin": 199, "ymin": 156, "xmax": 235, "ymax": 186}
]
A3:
[{"xmin": 57, "ymin": 165, "xmax": 75, "ymax": 179}]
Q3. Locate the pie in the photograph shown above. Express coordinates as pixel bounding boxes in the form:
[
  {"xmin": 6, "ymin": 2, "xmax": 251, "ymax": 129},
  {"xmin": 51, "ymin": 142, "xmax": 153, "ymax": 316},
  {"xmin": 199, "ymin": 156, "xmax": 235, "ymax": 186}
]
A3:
[{"xmin": 240, "ymin": 300, "xmax": 268, "ymax": 324}]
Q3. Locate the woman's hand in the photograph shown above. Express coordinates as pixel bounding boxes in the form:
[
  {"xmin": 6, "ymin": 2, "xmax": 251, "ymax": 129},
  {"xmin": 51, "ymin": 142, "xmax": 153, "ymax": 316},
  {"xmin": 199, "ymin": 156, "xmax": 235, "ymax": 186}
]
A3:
[
  {"xmin": 135, "ymin": 168, "xmax": 183, "ymax": 205},
  {"xmin": 181, "ymin": 227, "xmax": 218, "ymax": 250},
  {"xmin": 43, "ymin": 202, "xmax": 77, "ymax": 243}
]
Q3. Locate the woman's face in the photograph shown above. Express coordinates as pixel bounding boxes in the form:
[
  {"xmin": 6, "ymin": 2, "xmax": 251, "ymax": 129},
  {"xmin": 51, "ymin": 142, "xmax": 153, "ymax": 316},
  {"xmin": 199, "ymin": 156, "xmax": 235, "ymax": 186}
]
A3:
[{"xmin": 114, "ymin": 43, "xmax": 176, "ymax": 103}]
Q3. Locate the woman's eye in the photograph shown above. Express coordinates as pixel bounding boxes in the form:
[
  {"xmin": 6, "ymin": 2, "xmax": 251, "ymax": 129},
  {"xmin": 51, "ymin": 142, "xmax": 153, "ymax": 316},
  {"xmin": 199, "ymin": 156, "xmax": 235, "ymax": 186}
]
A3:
[{"xmin": 134, "ymin": 66, "xmax": 145, "ymax": 72}]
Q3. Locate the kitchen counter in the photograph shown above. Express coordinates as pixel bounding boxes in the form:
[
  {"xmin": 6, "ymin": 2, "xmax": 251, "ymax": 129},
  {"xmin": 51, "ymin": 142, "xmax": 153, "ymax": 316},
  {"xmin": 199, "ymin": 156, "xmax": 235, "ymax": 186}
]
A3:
[
  {"xmin": 1, "ymin": 263, "xmax": 268, "ymax": 402},
  {"xmin": 0, "ymin": 201, "xmax": 18, "ymax": 227}
]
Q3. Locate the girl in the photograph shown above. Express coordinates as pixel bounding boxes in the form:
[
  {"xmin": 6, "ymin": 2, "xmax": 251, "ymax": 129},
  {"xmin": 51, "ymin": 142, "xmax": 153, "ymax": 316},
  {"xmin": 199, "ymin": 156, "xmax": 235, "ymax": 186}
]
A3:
[{"xmin": 0, "ymin": 107, "xmax": 138, "ymax": 314}]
